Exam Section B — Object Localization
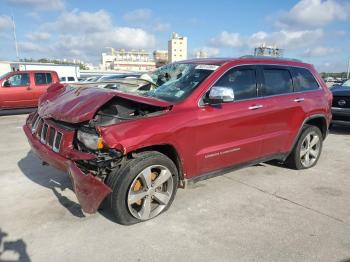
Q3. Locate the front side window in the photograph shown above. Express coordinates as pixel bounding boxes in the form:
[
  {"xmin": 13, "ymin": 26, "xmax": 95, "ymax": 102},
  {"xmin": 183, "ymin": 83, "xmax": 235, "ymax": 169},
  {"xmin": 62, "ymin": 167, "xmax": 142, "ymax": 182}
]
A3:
[
  {"xmin": 35, "ymin": 73, "xmax": 52, "ymax": 85},
  {"xmin": 261, "ymin": 68, "xmax": 293, "ymax": 96},
  {"xmin": 292, "ymin": 68, "xmax": 319, "ymax": 92},
  {"xmin": 5, "ymin": 73, "xmax": 30, "ymax": 87},
  {"xmin": 67, "ymin": 77, "xmax": 75, "ymax": 82},
  {"xmin": 214, "ymin": 68, "xmax": 257, "ymax": 101}
]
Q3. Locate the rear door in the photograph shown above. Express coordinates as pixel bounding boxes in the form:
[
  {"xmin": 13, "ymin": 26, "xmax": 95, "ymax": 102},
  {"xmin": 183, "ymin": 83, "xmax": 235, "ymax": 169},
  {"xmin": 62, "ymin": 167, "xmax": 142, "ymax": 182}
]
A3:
[
  {"xmin": 257, "ymin": 65, "xmax": 306, "ymax": 156},
  {"xmin": 0, "ymin": 72, "xmax": 35, "ymax": 109},
  {"xmin": 32, "ymin": 72, "xmax": 54, "ymax": 102}
]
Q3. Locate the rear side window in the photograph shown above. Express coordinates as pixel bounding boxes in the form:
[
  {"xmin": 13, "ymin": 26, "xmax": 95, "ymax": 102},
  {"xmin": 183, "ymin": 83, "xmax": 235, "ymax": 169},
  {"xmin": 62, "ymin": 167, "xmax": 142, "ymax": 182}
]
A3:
[
  {"xmin": 67, "ymin": 77, "xmax": 75, "ymax": 82},
  {"xmin": 215, "ymin": 68, "xmax": 257, "ymax": 100},
  {"xmin": 261, "ymin": 68, "xmax": 293, "ymax": 96},
  {"xmin": 292, "ymin": 68, "xmax": 319, "ymax": 92},
  {"xmin": 60, "ymin": 77, "xmax": 66, "ymax": 82},
  {"xmin": 34, "ymin": 73, "xmax": 52, "ymax": 85}
]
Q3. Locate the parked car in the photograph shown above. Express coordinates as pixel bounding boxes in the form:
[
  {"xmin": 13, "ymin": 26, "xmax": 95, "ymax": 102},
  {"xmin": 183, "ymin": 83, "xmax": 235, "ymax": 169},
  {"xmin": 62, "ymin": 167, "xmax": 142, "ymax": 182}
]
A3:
[
  {"xmin": 331, "ymin": 79, "xmax": 350, "ymax": 125},
  {"xmin": 0, "ymin": 70, "xmax": 59, "ymax": 109},
  {"xmin": 97, "ymin": 73, "xmax": 141, "ymax": 82},
  {"xmin": 23, "ymin": 57, "xmax": 332, "ymax": 224},
  {"xmin": 60, "ymin": 76, "xmax": 78, "ymax": 83}
]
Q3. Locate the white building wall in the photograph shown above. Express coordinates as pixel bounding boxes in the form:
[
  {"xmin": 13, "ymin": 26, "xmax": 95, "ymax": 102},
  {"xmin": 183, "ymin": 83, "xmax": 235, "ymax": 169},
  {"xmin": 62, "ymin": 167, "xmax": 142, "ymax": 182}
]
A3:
[{"xmin": 168, "ymin": 33, "xmax": 188, "ymax": 63}]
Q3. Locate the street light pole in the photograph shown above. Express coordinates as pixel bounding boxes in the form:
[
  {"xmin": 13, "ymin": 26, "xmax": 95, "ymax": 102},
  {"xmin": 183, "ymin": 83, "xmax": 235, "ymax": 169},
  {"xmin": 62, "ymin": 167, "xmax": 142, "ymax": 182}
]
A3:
[
  {"xmin": 347, "ymin": 58, "xmax": 350, "ymax": 80},
  {"xmin": 12, "ymin": 15, "xmax": 19, "ymax": 61}
]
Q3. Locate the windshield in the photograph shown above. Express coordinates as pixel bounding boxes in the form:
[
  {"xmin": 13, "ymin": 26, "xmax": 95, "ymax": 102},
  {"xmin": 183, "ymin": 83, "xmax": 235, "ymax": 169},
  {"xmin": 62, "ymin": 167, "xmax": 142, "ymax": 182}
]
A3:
[
  {"xmin": 143, "ymin": 63, "xmax": 218, "ymax": 102},
  {"xmin": 342, "ymin": 79, "xmax": 350, "ymax": 87}
]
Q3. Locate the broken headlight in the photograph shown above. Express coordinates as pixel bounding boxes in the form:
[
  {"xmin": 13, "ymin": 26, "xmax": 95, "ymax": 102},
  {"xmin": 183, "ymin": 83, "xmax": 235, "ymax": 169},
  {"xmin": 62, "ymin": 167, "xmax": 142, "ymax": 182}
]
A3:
[{"xmin": 77, "ymin": 130, "xmax": 103, "ymax": 150}]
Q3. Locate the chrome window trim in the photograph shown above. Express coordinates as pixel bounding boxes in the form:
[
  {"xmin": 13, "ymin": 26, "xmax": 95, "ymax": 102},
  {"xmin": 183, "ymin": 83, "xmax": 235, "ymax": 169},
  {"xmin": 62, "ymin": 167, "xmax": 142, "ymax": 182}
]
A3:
[{"xmin": 198, "ymin": 63, "xmax": 322, "ymax": 108}]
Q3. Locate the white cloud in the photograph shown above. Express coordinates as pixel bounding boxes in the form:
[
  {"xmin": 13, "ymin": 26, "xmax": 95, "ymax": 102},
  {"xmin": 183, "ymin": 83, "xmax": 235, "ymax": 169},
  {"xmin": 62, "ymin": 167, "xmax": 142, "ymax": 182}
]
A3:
[
  {"xmin": 209, "ymin": 31, "xmax": 243, "ymax": 48},
  {"xmin": 303, "ymin": 46, "xmax": 337, "ymax": 57},
  {"xmin": 123, "ymin": 8, "xmax": 153, "ymax": 24},
  {"xmin": 153, "ymin": 22, "xmax": 170, "ymax": 32},
  {"xmin": 26, "ymin": 31, "xmax": 51, "ymax": 41},
  {"xmin": 192, "ymin": 47, "xmax": 220, "ymax": 58},
  {"xmin": 276, "ymin": 0, "xmax": 350, "ymax": 29},
  {"xmin": 24, "ymin": 10, "xmax": 156, "ymax": 62},
  {"xmin": 18, "ymin": 41, "xmax": 43, "ymax": 52},
  {"xmin": 248, "ymin": 29, "xmax": 324, "ymax": 50},
  {"xmin": 45, "ymin": 10, "xmax": 113, "ymax": 33},
  {"xmin": 208, "ymin": 29, "xmax": 324, "ymax": 54},
  {"xmin": 6, "ymin": 0, "xmax": 65, "ymax": 10},
  {"xmin": 0, "ymin": 15, "xmax": 12, "ymax": 31}
]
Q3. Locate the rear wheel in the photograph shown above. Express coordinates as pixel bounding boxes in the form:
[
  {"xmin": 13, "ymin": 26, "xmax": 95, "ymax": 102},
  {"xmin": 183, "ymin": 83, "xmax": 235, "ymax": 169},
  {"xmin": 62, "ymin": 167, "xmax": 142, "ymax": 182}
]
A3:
[
  {"xmin": 285, "ymin": 125, "xmax": 323, "ymax": 170},
  {"xmin": 106, "ymin": 151, "xmax": 178, "ymax": 225}
]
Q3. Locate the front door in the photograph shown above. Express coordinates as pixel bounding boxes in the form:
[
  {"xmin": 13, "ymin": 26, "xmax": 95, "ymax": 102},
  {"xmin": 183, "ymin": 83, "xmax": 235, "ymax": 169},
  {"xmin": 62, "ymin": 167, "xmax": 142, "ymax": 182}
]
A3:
[
  {"xmin": 194, "ymin": 66, "xmax": 269, "ymax": 175},
  {"xmin": 0, "ymin": 72, "xmax": 35, "ymax": 109}
]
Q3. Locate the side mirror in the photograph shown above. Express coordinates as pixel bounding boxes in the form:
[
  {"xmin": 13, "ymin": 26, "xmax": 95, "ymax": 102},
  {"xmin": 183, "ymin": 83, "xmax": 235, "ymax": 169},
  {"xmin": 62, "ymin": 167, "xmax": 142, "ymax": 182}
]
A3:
[
  {"xmin": 204, "ymin": 86, "xmax": 234, "ymax": 104},
  {"xmin": 3, "ymin": 80, "xmax": 11, "ymax": 87}
]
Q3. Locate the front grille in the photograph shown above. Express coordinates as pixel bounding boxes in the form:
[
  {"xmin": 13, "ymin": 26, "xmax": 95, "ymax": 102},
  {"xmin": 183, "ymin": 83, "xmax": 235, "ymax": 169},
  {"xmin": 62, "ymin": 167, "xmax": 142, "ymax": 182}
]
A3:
[
  {"xmin": 332, "ymin": 96, "xmax": 350, "ymax": 108},
  {"xmin": 31, "ymin": 114, "xmax": 63, "ymax": 153}
]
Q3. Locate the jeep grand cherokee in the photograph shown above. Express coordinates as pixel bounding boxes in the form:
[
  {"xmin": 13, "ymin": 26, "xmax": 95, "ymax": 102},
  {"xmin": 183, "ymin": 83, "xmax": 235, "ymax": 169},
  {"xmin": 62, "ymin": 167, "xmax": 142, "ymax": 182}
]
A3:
[{"xmin": 23, "ymin": 57, "xmax": 332, "ymax": 224}]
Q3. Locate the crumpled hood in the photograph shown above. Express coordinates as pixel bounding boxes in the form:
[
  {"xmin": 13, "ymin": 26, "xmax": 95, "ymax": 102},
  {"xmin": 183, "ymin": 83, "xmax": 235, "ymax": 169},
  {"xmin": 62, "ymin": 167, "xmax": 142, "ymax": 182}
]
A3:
[{"xmin": 38, "ymin": 85, "xmax": 172, "ymax": 123}]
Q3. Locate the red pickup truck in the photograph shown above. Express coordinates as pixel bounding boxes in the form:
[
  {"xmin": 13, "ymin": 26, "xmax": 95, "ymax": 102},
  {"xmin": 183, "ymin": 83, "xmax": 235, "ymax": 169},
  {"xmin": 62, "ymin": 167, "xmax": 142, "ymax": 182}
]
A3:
[{"xmin": 0, "ymin": 70, "xmax": 60, "ymax": 109}]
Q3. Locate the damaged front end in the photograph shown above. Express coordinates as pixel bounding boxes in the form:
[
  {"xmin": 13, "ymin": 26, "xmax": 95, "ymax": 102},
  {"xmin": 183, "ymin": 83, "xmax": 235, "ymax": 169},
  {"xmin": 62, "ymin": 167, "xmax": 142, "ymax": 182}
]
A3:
[{"xmin": 25, "ymin": 86, "xmax": 172, "ymax": 214}]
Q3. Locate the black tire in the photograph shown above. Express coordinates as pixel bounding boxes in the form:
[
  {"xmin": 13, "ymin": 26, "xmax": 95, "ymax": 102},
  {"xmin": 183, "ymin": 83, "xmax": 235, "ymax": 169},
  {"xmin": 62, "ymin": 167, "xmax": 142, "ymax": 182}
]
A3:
[
  {"xmin": 105, "ymin": 151, "xmax": 179, "ymax": 225},
  {"xmin": 285, "ymin": 124, "xmax": 323, "ymax": 170}
]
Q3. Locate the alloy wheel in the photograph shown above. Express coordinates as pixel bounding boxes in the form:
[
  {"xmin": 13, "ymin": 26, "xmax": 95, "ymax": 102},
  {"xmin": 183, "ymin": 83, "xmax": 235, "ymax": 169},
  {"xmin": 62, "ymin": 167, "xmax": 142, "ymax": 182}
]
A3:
[
  {"xmin": 300, "ymin": 131, "xmax": 321, "ymax": 168},
  {"xmin": 127, "ymin": 165, "xmax": 174, "ymax": 220}
]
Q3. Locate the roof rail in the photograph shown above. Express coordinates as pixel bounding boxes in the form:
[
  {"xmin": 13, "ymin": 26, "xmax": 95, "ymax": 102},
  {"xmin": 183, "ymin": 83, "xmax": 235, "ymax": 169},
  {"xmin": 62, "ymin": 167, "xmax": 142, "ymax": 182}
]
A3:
[{"xmin": 239, "ymin": 55, "xmax": 302, "ymax": 63}]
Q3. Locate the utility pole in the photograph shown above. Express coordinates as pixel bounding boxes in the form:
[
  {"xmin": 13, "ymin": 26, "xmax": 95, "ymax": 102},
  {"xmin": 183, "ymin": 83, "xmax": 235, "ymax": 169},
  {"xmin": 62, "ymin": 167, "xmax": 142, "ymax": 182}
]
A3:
[
  {"xmin": 12, "ymin": 15, "xmax": 19, "ymax": 61},
  {"xmin": 347, "ymin": 58, "xmax": 350, "ymax": 80}
]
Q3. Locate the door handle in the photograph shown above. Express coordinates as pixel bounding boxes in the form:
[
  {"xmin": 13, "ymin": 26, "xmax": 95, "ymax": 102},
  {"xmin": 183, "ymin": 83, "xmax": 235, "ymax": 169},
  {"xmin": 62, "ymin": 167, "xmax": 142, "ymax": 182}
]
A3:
[
  {"xmin": 248, "ymin": 105, "xmax": 263, "ymax": 110},
  {"xmin": 293, "ymin": 97, "xmax": 304, "ymax": 102},
  {"xmin": 26, "ymin": 87, "xmax": 32, "ymax": 90}
]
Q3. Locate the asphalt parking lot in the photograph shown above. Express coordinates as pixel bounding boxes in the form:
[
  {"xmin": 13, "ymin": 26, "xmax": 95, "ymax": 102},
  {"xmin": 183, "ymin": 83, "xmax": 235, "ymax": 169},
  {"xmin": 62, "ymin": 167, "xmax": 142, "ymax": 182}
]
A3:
[{"xmin": 0, "ymin": 114, "xmax": 349, "ymax": 262}]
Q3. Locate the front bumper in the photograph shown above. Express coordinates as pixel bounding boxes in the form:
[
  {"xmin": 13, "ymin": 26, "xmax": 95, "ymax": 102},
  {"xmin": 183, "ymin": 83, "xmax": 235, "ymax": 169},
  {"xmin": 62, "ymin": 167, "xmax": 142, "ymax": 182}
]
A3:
[
  {"xmin": 23, "ymin": 119, "xmax": 112, "ymax": 214},
  {"xmin": 331, "ymin": 107, "xmax": 350, "ymax": 125}
]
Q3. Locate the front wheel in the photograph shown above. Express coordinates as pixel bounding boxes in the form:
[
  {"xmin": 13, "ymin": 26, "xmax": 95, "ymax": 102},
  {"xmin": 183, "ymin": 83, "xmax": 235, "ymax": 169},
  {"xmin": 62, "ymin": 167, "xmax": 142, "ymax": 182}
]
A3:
[
  {"xmin": 285, "ymin": 125, "xmax": 323, "ymax": 170},
  {"xmin": 106, "ymin": 151, "xmax": 178, "ymax": 225}
]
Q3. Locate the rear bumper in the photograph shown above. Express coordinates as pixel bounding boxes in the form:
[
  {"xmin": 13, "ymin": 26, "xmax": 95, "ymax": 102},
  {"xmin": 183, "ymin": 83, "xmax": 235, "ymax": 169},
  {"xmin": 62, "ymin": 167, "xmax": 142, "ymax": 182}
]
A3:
[{"xmin": 23, "ymin": 123, "xmax": 112, "ymax": 214}]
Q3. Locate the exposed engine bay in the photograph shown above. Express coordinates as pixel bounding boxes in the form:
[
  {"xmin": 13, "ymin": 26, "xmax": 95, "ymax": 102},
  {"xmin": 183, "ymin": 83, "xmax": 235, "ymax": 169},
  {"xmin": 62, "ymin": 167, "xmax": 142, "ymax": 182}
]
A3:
[{"xmin": 90, "ymin": 96, "xmax": 169, "ymax": 126}]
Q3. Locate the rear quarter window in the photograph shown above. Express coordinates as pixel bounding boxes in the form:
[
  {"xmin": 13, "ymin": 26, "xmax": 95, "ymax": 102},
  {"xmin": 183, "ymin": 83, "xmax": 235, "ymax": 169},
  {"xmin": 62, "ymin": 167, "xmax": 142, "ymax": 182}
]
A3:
[{"xmin": 292, "ymin": 68, "xmax": 319, "ymax": 92}]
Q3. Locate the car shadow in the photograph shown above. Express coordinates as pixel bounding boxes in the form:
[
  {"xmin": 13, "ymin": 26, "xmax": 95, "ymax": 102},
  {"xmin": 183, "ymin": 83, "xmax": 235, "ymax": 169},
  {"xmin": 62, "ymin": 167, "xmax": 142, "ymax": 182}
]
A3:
[
  {"xmin": 329, "ymin": 124, "xmax": 350, "ymax": 135},
  {"xmin": 17, "ymin": 151, "xmax": 85, "ymax": 218},
  {"xmin": 0, "ymin": 228, "xmax": 31, "ymax": 262}
]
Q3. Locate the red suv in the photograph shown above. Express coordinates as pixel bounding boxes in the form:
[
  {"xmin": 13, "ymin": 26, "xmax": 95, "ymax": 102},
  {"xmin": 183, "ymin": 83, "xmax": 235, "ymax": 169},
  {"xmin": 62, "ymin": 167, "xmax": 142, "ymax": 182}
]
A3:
[
  {"xmin": 0, "ymin": 70, "xmax": 59, "ymax": 110},
  {"xmin": 23, "ymin": 57, "xmax": 332, "ymax": 224}
]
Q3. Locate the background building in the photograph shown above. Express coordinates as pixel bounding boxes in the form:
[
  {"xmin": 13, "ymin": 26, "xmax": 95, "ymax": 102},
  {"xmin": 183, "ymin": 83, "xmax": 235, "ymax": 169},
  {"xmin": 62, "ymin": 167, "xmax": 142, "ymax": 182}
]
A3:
[
  {"xmin": 153, "ymin": 50, "xmax": 168, "ymax": 67},
  {"xmin": 101, "ymin": 48, "xmax": 156, "ymax": 72},
  {"xmin": 254, "ymin": 43, "xmax": 283, "ymax": 57},
  {"xmin": 168, "ymin": 32, "xmax": 188, "ymax": 63}
]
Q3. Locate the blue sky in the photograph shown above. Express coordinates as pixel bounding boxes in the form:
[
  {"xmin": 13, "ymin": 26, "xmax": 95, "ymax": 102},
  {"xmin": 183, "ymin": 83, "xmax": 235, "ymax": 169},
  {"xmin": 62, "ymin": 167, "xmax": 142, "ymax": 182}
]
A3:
[{"xmin": 0, "ymin": 0, "xmax": 349, "ymax": 72}]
